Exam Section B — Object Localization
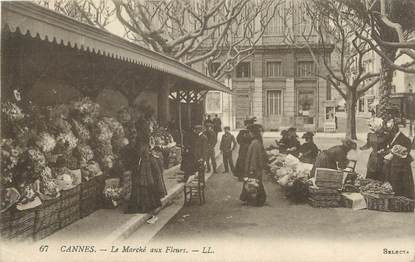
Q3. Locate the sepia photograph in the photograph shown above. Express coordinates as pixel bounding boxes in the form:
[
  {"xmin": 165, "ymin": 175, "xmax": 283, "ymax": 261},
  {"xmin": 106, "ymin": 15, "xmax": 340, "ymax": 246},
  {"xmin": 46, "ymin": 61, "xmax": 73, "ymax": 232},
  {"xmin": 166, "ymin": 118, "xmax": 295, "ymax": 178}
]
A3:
[{"xmin": 0, "ymin": 0, "xmax": 414, "ymax": 261}]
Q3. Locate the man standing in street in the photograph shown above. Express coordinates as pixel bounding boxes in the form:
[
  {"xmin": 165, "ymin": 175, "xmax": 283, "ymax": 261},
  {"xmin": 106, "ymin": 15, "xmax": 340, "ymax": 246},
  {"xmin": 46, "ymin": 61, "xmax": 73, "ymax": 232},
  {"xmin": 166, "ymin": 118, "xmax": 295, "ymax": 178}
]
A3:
[
  {"xmin": 204, "ymin": 115, "xmax": 213, "ymax": 127},
  {"xmin": 205, "ymin": 123, "xmax": 217, "ymax": 173},
  {"xmin": 212, "ymin": 114, "xmax": 222, "ymax": 137},
  {"xmin": 220, "ymin": 126, "xmax": 237, "ymax": 174}
]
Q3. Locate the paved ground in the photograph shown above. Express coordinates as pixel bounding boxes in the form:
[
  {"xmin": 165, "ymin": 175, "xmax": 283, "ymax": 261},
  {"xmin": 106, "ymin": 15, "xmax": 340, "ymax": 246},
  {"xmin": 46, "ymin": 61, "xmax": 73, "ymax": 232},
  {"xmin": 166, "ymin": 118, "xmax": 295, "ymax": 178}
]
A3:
[{"xmin": 152, "ymin": 137, "xmax": 415, "ymax": 244}]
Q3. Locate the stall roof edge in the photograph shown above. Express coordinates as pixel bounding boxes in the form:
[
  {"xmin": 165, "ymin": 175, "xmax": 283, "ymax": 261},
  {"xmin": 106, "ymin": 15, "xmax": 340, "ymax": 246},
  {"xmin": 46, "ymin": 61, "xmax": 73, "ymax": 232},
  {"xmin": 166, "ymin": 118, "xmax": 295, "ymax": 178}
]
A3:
[{"xmin": 1, "ymin": 1, "xmax": 231, "ymax": 94}]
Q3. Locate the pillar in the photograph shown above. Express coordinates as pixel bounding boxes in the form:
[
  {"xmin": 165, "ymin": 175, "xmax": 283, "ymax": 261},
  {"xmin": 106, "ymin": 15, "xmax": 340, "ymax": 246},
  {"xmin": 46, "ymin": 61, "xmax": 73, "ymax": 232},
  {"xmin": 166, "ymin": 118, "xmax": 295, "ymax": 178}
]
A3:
[
  {"xmin": 158, "ymin": 77, "xmax": 173, "ymax": 127},
  {"xmin": 253, "ymin": 78, "xmax": 263, "ymax": 123}
]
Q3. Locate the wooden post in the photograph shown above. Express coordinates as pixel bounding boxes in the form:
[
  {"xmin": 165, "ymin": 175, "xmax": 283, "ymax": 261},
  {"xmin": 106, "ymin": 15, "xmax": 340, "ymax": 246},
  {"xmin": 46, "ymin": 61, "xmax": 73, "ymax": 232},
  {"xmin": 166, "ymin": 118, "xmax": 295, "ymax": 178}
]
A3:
[
  {"xmin": 178, "ymin": 92, "xmax": 183, "ymax": 147},
  {"xmin": 158, "ymin": 76, "xmax": 174, "ymax": 127},
  {"xmin": 187, "ymin": 90, "xmax": 192, "ymax": 129}
]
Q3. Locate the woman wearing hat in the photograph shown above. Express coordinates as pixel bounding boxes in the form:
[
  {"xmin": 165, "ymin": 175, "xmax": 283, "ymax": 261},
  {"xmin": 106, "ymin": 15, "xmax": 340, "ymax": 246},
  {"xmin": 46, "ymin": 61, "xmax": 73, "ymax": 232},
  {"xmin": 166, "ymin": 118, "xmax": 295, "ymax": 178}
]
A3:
[
  {"xmin": 240, "ymin": 124, "xmax": 267, "ymax": 206},
  {"xmin": 383, "ymin": 119, "xmax": 414, "ymax": 199},
  {"xmin": 285, "ymin": 127, "xmax": 301, "ymax": 157},
  {"xmin": 310, "ymin": 137, "xmax": 357, "ymax": 177},
  {"xmin": 298, "ymin": 132, "xmax": 319, "ymax": 164},
  {"xmin": 234, "ymin": 117, "xmax": 256, "ymax": 180}
]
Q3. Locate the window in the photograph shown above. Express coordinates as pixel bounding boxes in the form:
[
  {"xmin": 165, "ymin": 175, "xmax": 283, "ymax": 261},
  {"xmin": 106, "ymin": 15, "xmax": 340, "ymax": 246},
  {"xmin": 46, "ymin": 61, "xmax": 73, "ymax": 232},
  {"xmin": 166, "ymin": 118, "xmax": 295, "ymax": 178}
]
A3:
[
  {"xmin": 326, "ymin": 81, "xmax": 332, "ymax": 100},
  {"xmin": 236, "ymin": 62, "xmax": 251, "ymax": 78},
  {"xmin": 267, "ymin": 90, "xmax": 282, "ymax": 116},
  {"xmin": 266, "ymin": 62, "xmax": 282, "ymax": 77},
  {"xmin": 298, "ymin": 90, "xmax": 314, "ymax": 116},
  {"xmin": 205, "ymin": 91, "xmax": 222, "ymax": 113},
  {"xmin": 296, "ymin": 61, "xmax": 315, "ymax": 77}
]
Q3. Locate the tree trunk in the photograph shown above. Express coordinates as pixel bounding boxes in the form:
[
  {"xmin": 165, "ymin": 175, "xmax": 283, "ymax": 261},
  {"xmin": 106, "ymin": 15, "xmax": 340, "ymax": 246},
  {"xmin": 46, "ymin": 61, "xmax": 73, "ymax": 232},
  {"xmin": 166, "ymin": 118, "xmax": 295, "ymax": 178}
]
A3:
[
  {"xmin": 378, "ymin": 49, "xmax": 396, "ymax": 119},
  {"xmin": 345, "ymin": 90, "xmax": 358, "ymax": 140}
]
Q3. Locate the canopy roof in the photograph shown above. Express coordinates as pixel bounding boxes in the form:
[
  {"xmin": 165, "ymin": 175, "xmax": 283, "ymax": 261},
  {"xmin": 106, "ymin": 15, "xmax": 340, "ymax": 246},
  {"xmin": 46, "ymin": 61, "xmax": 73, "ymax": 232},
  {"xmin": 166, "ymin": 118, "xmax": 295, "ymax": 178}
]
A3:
[{"xmin": 1, "ymin": 1, "xmax": 230, "ymax": 94}]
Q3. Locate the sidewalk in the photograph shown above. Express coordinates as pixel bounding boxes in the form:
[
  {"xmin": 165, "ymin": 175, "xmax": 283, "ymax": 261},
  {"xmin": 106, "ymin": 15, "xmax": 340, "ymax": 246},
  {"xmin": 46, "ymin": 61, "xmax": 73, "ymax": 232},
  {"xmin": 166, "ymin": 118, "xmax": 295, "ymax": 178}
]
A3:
[{"xmin": 43, "ymin": 145, "xmax": 223, "ymax": 243}]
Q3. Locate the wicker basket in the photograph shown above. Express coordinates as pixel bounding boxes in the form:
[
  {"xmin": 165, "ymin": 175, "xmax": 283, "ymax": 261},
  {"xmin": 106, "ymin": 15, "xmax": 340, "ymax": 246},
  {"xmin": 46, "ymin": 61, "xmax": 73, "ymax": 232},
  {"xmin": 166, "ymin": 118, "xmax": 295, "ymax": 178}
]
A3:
[
  {"xmin": 0, "ymin": 210, "xmax": 13, "ymax": 239},
  {"xmin": 363, "ymin": 193, "xmax": 390, "ymax": 212},
  {"xmin": 389, "ymin": 196, "xmax": 415, "ymax": 212},
  {"xmin": 8, "ymin": 209, "xmax": 36, "ymax": 240},
  {"xmin": 33, "ymin": 222, "xmax": 60, "ymax": 241},
  {"xmin": 59, "ymin": 204, "xmax": 80, "ymax": 228},
  {"xmin": 80, "ymin": 177, "xmax": 100, "ymax": 200}
]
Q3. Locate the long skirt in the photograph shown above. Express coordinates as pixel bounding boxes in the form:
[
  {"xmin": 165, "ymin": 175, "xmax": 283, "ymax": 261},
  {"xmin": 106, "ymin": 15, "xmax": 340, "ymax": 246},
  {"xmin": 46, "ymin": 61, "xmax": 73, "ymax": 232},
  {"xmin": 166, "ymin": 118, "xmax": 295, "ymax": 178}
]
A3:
[
  {"xmin": 234, "ymin": 144, "xmax": 249, "ymax": 178},
  {"xmin": 240, "ymin": 179, "xmax": 266, "ymax": 206},
  {"xmin": 126, "ymin": 156, "xmax": 163, "ymax": 214},
  {"xmin": 384, "ymin": 158, "xmax": 415, "ymax": 199},
  {"xmin": 366, "ymin": 150, "xmax": 385, "ymax": 181}
]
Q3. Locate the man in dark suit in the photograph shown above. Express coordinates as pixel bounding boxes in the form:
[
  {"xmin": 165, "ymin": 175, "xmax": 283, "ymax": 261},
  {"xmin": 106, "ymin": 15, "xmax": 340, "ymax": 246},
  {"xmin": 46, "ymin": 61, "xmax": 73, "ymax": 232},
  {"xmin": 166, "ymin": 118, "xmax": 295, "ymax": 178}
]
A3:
[{"xmin": 204, "ymin": 123, "xmax": 217, "ymax": 173}]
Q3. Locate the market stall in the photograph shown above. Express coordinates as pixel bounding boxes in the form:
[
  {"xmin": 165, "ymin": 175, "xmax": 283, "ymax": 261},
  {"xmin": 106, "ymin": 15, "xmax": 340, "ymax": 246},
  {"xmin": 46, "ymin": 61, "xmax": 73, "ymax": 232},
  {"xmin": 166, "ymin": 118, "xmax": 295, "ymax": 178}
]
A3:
[
  {"xmin": 266, "ymin": 146, "xmax": 414, "ymax": 211},
  {"xmin": 0, "ymin": 2, "xmax": 230, "ymax": 242}
]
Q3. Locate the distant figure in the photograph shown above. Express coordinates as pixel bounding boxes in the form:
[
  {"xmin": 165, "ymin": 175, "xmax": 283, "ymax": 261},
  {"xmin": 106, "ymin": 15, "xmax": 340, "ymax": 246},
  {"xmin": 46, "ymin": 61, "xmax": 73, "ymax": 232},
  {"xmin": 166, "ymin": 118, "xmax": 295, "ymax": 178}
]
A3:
[
  {"xmin": 285, "ymin": 127, "xmax": 301, "ymax": 158},
  {"xmin": 310, "ymin": 138, "xmax": 357, "ymax": 177},
  {"xmin": 298, "ymin": 132, "xmax": 319, "ymax": 164},
  {"xmin": 193, "ymin": 125, "xmax": 209, "ymax": 177},
  {"xmin": 276, "ymin": 130, "xmax": 289, "ymax": 153},
  {"xmin": 204, "ymin": 115, "xmax": 213, "ymax": 127},
  {"xmin": 234, "ymin": 117, "xmax": 256, "ymax": 180},
  {"xmin": 220, "ymin": 126, "xmax": 237, "ymax": 173},
  {"xmin": 212, "ymin": 114, "xmax": 222, "ymax": 136},
  {"xmin": 204, "ymin": 123, "xmax": 217, "ymax": 173}
]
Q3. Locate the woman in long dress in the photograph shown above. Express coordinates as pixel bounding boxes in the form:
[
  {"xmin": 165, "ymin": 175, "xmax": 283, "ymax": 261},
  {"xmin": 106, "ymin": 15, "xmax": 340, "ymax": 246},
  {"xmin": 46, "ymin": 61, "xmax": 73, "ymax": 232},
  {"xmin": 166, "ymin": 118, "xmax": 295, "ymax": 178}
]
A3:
[
  {"xmin": 234, "ymin": 118, "xmax": 255, "ymax": 180},
  {"xmin": 240, "ymin": 124, "xmax": 267, "ymax": 206},
  {"xmin": 383, "ymin": 120, "xmax": 414, "ymax": 199},
  {"xmin": 126, "ymin": 106, "xmax": 165, "ymax": 214}
]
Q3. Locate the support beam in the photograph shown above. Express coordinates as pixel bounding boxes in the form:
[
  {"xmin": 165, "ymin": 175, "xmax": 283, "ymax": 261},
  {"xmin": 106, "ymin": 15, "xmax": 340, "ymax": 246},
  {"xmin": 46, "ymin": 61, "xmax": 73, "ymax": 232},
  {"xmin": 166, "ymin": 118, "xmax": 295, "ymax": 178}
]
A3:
[{"xmin": 158, "ymin": 76, "xmax": 176, "ymax": 127}]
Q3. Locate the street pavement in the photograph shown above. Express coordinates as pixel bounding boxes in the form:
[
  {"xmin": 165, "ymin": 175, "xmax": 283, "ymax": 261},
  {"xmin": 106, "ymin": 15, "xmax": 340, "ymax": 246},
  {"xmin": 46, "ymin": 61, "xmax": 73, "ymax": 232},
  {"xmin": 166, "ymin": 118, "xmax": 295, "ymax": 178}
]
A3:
[{"xmin": 151, "ymin": 137, "xmax": 415, "ymax": 244}]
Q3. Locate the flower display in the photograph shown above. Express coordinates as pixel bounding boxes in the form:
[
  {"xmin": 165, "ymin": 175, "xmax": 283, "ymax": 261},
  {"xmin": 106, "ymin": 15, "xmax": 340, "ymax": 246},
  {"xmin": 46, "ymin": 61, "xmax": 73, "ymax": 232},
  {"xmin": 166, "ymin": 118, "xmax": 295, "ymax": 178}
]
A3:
[
  {"xmin": 50, "ymin": 117, "xmax": 73, "ymax": 134},
  {"xmin": 17, "ymin": 183, "xmax": 37, "ymax": 205},
  {"xmin": 391, "ymin": 144, "xmax": 409, "ymax": 159},
  {"xmin": 92, "ymin": 120, "xmax": 113, "ymax": 142},
  {"xmin": 25, "ymin": 148, "xmax": 47, "ymax": 175},
  {"xmin": 1, "ymin": 139, "xmax": 23, "ymax": 186},
  {"xmin": 71, "ymin": 119, "xmax": 91, "ymax": 142},
  {"xmin": 37, "ymin": 166, "xmax": 60, "ymax": 199},
  {"xmin": 74, "ymin": 144, "xmax": 95, "ymax": 163},
  {"xmin": 56, "ymin": 131, "xmax": 78, "ymax": 153},
  {"xmin": 81, "ymin": 160, "xmax": 102, "ymax": 181},
  {"xmin": 72, "ymin": 97, "xmax": 100, "ymax": 118},
  {"xmin": 35, "ymin": 132, "xmax": 56, "ymax": 153},
  {"xmin": 1, "ymin": 101, "xmax": 25, "ymax": 122}
]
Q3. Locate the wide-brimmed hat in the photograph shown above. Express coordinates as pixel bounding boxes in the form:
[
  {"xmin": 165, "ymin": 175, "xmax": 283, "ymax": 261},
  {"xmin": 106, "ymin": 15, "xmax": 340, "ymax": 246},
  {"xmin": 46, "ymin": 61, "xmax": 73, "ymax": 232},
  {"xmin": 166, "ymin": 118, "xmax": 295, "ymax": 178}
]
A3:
[
  {"xmin": 342, "ymin": 137, "xmax": 357, "ymax": 150},
  {"xmin": 302, "ymin": 131, "xmax": 314, "ymax": 139},
  {"xmin": 280, "ymin": 130, "xmax": 288, "ymax": 136}
]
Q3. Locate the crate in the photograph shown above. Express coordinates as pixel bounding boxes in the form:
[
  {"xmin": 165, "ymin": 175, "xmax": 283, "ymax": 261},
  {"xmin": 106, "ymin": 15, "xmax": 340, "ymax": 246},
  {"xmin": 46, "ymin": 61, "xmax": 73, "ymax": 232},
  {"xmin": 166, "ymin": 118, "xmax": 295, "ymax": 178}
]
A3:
[
  {"xmin": 80, "ymin": 196, "xmax": 100, "ymax": 218},
  {"xmin": 34, "ymin": 197, "xmax": 61, "ymax": 232},
  {"xmin": 389, "ymin": 196, "xmax": 415, "ymax": 212},
  {"xmin": 9, "ymin": 209, "xmax": 36, "ymax": 240},
  {"xmin": 363, "ymin": 193, "xmax": 390, "ymax": 212},
  {"xmin": 33, "ymin": 222, "xmax": 60, "ymax": 241},
  {"xmin": 308, "ymin": 198, "xmax": 340, "ymax": 208},
  {"xmin": 314, "ymin": 168, "xmax": 343, "ymax": 189},
  {"xmin": 59, "ymin": 204, "xmax": 80, "ymax": 228}
]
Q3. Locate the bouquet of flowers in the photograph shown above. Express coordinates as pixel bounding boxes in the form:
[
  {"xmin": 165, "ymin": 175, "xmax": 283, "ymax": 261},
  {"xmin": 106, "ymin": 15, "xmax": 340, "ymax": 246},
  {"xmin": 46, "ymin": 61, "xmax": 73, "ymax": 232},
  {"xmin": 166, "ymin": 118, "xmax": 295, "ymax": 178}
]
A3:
[
  {"xmin": 391, "ymin": 144, "xmax": 409, "ymax": 159},
  {"xmin": 103, "ymin": 185, "xmax": 123, "ymax": 207},
  {"xmin": 1, "ymin": 139, "xmax": 23, "ymax": 186},
  {"xmin": 22, "ymin": 148, "xmax": 47, "ymax": 177},
  {"xmin": 35, "ymin": 132, "xmax": 56, "ymax": 153},
  {"xmin": 17, "ymin": 183, "xmax": 37, "ymax": 205},
  {"xmin": 36, "ymin": 166, "xmax": 60, "ymax": 200},
  {"xmin": 55, "ymin": 131, "xmax": 79, "ymax": 154},
  {"xmin": 71, "ymin": 119, "xmax": 91, "ymax": 142},
  {"xmin": 1, "ymin": 101, "xmax": 25, "ymax": 122}
]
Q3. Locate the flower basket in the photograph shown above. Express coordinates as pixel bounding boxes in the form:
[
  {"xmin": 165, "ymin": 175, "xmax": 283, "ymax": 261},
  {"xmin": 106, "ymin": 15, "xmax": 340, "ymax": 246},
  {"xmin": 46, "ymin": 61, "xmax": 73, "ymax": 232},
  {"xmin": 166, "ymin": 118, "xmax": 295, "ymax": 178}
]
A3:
[
  {"xmin": 362, "ymin": 192, "xmax": 390, "ymax": 212},
  {"xmin": 33, "ymin": 222, "xmax": 60, "ymax": 241},
  {"xmin": 8, "ymin": 209, "xmax": 36, "ymax": 241},
  {"xmin": 389, "ymin": 196, "xmax": 415, "ymax": 212},
  {"xmin": 59, "ymin": 204, "xmax": 80, "ymax": 228},
  {"xmin": 34, "ymin": 197, "xmax": 61, "ymax": 232}
]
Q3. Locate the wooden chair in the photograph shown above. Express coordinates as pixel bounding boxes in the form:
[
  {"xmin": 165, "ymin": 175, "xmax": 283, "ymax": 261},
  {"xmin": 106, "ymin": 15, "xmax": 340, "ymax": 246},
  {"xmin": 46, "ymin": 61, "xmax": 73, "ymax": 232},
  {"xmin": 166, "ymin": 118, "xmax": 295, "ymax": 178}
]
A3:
[{"xmin": 184, "ymin": 162, "xmax": 206, "ymax": 205}]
